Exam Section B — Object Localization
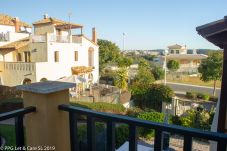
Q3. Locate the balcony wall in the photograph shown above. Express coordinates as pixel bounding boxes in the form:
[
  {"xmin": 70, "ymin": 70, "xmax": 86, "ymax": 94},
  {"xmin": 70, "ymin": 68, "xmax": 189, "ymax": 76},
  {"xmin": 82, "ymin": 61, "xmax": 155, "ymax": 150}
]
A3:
[
  {"xmin": 0, "ymin": 62, "xmax": 37, "ymax": 86},
  {"xmin": 31, "ymin": 34, "xmax": 82, "ymax": 44}
]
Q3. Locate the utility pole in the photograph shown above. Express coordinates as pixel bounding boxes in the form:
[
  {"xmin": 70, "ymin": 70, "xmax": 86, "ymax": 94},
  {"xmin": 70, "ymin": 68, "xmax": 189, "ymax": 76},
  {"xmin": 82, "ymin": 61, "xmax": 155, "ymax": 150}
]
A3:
[
  {"xmin": 68, "ymin": 12, "xmax": 72, "ymax": 35},
  {"xmin": 122, "ymin": 33, "xmax": 125, "ymax": 51},
  {"xmin": 164, "ymin": 49, "xmax": 167, "ymax": 85}
]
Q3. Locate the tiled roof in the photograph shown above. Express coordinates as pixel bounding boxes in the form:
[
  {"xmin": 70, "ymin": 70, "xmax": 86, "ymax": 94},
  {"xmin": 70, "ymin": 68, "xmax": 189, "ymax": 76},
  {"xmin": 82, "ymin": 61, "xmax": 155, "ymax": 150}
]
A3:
[
  {"xmin": 33, "ymin": 17, "xmax": 83, "ymax": 27},
  {"xmin": 0, "ymin": 14, "xmax": 31, "ymax": 28},
  {"xmin": 168, "ymin": 44, "xmax": 183, "ymax": 49},
  {"xmin": 0, "ymin": 37, "xmax": 30, "ymax": 50}
]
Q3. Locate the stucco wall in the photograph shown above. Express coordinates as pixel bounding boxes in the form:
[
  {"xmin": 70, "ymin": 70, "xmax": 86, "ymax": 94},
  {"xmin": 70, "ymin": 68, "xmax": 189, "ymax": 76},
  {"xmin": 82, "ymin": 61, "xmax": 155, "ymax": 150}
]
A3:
[
  {"xmin": 0, "ymin": 25, "xmax": 15, "ymax": 33},
  {"xmin": 0, "ymin": 62, "xmax": 36, "ymax": 86},
  {"xmin": 30, "ymin": 43, "xmax": 48, "ymax": 62},
  {"xmin": 34, "ymin": 24, "xmax": 56, "ymax": 35}
]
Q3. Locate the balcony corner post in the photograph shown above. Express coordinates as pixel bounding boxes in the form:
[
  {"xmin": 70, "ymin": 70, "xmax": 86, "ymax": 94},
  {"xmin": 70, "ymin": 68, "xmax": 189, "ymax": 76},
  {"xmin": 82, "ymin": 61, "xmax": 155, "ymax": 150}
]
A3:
[{"xmin": 17, "ymin": 81, "xmax": 75, "ymax": 151}]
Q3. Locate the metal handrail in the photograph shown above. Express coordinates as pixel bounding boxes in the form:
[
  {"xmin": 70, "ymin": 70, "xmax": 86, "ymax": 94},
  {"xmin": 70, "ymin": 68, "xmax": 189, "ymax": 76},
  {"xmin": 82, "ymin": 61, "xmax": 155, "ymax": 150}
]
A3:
[
  {"xmin": 0, "ymin": 106, "xmax": 36, "ymax": 147},
  {"xmin": 59, "ymin": 104, "xmax": 227, "ymax": 151}
]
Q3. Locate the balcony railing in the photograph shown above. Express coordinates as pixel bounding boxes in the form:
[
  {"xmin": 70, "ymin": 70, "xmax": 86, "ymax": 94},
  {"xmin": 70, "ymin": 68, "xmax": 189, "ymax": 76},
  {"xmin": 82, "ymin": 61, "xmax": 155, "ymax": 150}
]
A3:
[
  {"xmin": 31, "ymin": 35, "xmax": 46, "ymax": 43},
  {"xmin": 0, "ymin": 107, "xmax": 36, "ymax": 147},
  {"xmin": 1, "ymin": 62, "xmax": 36, "ymax": 72},
  {"xmin": 59, "ymin": 104, "xmax": 227, "ymax": 151}
]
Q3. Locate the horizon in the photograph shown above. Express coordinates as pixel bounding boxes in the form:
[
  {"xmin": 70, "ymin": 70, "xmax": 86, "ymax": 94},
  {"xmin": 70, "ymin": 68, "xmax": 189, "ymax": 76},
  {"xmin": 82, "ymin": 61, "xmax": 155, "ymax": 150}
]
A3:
[{"xmin": 1, "ymin": 0, "xmax": 226, "ymax": 50}]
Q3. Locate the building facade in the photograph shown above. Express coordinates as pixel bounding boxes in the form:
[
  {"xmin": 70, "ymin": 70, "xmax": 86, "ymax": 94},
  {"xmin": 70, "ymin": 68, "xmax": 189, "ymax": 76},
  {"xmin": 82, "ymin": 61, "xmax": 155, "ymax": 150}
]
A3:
[
  {"xmin": 0, "ymin": 14, "xmax": 99, "ymax": 86},
  {"xmin": 161, "ymin": 44, "xmax": 207, "ymax": 73}
]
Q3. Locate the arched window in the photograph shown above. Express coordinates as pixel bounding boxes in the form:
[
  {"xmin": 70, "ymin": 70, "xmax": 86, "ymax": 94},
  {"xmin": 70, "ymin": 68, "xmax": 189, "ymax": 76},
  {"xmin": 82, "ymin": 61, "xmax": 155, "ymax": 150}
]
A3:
[
  {"xmin": 40, "ymin": 78, "xmax": 48, "ymax": 82},
  {"xmin": 22, "ymin": 78, "xmax": 31, "ymax": 85}
]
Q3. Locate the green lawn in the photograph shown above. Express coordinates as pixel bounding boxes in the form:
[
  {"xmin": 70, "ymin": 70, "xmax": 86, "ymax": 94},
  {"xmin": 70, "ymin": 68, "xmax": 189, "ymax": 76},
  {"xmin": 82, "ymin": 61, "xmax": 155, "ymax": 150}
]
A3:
[{"xmin": 0, "ymin": 124, "xmax": 16, "ymax": 146}]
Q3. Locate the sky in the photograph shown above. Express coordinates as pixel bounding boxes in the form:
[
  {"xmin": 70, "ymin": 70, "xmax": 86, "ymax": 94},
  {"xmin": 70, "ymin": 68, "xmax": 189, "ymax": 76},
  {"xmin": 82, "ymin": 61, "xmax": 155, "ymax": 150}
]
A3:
[{"xmin": 1, "ymin": 0, "xmax": 227, "ymax": 50}]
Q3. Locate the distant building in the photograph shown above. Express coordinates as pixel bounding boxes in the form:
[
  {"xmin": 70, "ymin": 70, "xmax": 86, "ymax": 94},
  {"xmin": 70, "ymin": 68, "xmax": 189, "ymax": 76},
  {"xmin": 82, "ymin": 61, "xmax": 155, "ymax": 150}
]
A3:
[
  {"xmin": 160, "ymin": 44, "xmax": 207, "ymax": 73},
  {"xmin": 0, "ymin": 14, "xmax": 99, "ymax": 86}
]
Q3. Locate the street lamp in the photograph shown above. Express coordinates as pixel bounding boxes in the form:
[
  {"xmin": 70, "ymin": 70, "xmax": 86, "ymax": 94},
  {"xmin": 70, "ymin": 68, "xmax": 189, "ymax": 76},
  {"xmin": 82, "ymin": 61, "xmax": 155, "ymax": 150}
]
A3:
[
  {"xmin": 122, "ymin": 33, "xmax": 126, "ymax": 51},
  {"xmin": 164, "ymin": 49, "xmax": 168, "ymax": 85}
]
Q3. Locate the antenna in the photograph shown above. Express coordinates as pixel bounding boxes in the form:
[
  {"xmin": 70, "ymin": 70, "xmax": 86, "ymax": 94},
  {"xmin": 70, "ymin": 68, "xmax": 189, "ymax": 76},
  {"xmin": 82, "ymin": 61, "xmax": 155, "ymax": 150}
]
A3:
[{"xmin": 68, "ymin": 12, "xmax": 72, "ymax": 35}]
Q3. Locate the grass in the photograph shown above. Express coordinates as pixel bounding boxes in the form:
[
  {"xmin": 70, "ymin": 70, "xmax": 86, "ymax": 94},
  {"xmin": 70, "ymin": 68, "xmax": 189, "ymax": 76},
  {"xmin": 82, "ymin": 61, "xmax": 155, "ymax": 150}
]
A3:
[
  {"xmin": 167, "ymin": 74, "xmax": 221, "ymax": 88},
  {"xmin": 0, "ymin": 124, "xmax": 16, "ymax": 146}
]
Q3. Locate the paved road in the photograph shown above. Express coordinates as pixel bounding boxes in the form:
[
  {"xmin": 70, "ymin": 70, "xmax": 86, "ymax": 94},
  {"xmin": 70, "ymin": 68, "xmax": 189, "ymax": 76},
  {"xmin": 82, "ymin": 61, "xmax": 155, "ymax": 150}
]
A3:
[{"xmin": 167, "ymin": 82, "xmax": 221, "ymax": 96}]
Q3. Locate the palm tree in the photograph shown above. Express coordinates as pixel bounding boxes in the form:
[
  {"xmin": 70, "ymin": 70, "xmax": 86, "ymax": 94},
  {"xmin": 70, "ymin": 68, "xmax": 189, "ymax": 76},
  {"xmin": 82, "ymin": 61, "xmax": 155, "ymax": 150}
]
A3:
[{"xmin": 114, "ymin": 67, "xmax": 128, "ymax": 93}]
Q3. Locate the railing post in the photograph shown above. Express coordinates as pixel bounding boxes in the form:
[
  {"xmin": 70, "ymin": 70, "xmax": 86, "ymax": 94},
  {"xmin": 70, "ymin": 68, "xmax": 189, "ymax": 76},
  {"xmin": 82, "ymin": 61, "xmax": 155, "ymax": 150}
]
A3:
[
  {"xmin": 15, "ymin": 115, "xmax": 24, "ymax": 147},
  {"xmin": 106, "ymin": 121, "xmax": 115, "ymax": 151},
  {"xmin": 183, "ymin": 135, "xmax": 192, "ymax": 151},
  {"xmin": 69, "ymin": 112, "xmax": 78, "ymax": 151},
  {"xmin": 154, "ymin": 129, "xmax": 163, "ymax": 151},
  {"xmin": 129, "ymin": 124, "xmax": 137, "ymax": 151},
  {"xmin": 87, "ymin": 115, "xmax": 96, "ymax": 151},
  {"xmin": 17, "ymin": 81, "xmax": 75, "ymax": 151}
]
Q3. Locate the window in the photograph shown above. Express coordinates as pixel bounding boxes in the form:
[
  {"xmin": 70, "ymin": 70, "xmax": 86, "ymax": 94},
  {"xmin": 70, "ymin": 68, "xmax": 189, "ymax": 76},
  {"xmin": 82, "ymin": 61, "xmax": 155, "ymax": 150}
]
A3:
[
  {"xmin": 176, "ymin": 50, "xmax": 179, "ymax": 54},
  {"xmin": 171, "ymin": 50, "xmax": 174, "ymax": 54},
  {"xmin": 24, "ymin": 51, "xmax": 31, "ymax": 62},
  {"xmin": 54, "ymin": 51, "xmax": 59, "ymax": 62},
  {"xmin": 17, "ymin": 53, "xmax": 22, "ymax": 61},
  {"xmin": 74, "ymin": 51, "xmax": 78, "ymax": 61}
]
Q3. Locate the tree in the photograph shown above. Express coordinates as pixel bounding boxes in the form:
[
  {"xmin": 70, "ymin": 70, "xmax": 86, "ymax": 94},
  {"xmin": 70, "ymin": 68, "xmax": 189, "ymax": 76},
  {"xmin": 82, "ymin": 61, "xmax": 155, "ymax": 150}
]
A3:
[
  {"xmin": 114, "ymin": 67, "xmax": 128, "ymax": 92},
  {"xmin": 117, "ymin": 56, "xmax": 133, "ymax": 67},
  {"xmin": 198, "ymin": 51, "xmax": 223, "ymax": 96},
  {"xmin": 98, "ymin": 39, "xmax": 121, "ymax": 70},
  {"xmin": 167, "ymin": 60, "xmax": 180, "ymax": 72},
  {"xmin": 132, "ymin": 84, "xmax": 174, "ymax": 112},
  {"xmin": 152, "ymin": 66, "xmax": 164, "ymax": 80}
]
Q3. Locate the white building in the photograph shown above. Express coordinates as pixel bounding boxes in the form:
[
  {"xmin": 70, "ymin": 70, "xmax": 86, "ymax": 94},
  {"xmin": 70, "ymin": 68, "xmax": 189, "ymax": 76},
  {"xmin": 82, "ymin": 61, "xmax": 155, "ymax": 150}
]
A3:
[
  {"xmin": 160, "ymin": 44, "xmax": 207, "ymax": 73},
  {"xmin": 0, "ymin": 14, "xmax": 99, "ymax": 86}
]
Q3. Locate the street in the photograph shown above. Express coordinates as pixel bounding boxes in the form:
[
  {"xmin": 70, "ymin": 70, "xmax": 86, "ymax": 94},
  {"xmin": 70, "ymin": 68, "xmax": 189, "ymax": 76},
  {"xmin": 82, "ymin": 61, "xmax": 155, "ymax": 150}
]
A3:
[{"xmin": 167, "ymin": 82, "xmax": 221, "ymax": 96}]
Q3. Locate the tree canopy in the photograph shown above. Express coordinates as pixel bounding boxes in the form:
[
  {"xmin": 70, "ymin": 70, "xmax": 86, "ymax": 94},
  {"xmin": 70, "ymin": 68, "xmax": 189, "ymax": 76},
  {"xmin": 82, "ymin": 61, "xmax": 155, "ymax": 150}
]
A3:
[
  {"xmin": 198, "ymin": 51, "xmax": 223, "ymax": 96},
  {"xmin": 152, "ymin": 66, "xmax": 164, "ymax": 80},
  {"xmin": 98, "ymin": 39, "xmax": 121, "ymax": 70},
  {"xmin": 167, "ymin": 60, "xmax": 180, "ymax": 72}
]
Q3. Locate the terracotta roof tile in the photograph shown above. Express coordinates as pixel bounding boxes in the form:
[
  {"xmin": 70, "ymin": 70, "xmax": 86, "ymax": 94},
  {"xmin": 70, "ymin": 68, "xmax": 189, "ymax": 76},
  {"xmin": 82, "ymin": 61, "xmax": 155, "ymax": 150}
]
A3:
[
  {"xmin": 0, "ymin": 14, "xmax": 31, "ymax": 28},
  {"xmin": 33, "ymin": 17, "xmax": 83, "ymax": 28},
  {"xmin": 0, "ymin": 37, "xmax": 30, "ymax": 50}
]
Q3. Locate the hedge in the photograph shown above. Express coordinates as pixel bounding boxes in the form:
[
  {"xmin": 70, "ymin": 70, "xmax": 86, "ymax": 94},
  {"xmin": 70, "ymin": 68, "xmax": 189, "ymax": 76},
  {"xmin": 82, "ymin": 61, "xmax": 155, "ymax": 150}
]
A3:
[
  {"xmin": 71, "ymin": 101, "xmax": 126, "ymax": 114},
  {"xmin": 136, "ymin": 111, "xmax": 167, "ymax": 139},
  {"xmin": 186, "ymin": 91, "xmax": 210, "ymax": 101}
]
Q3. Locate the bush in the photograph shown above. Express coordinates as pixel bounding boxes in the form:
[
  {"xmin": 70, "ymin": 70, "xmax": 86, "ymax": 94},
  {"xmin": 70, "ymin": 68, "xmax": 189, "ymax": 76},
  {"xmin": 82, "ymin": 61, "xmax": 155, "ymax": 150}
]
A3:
[
  {"xmin": 209, "ymin": 96, "xmax": 218, "ymax": 102},
  {"xmin": 171, "ymin": 108, "xmax": 213, "ymax": 130},
  {"xmin": 197, "ymin": 93, "xmax": 210, "ymax": 101},
  {"xmin": 136, "ymin": 111, "xmax": 166, "ymax": 139},
  {"xmin": 132, "ymin": 84, "xmax": 174, "ymax": 112},
  {"xmin": 71, "ymin": 102, "xmax": 126, "ymax": 114},
  {"xmin": 186, "ymin": 92, "xmax": 197, "ymax": 99},
  {"xmin": 126, "ymin": 107, "xmax": 143, "ymax": 117},
  {"xmin": 186, "ymin": 92, "xmax": 210, "ymax": 101}
]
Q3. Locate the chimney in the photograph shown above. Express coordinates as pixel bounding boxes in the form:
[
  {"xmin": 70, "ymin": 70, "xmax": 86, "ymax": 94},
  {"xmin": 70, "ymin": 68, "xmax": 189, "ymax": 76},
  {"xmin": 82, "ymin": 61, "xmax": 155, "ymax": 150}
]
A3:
[
  {"xmin": 92, "ymin": 27, "xmax": 97, "ymax": 44},
  {"xmin": 14, "ymin": 17, "xmax": 20, "ymax": 32},
  {"xmin": 43, "ymin": 13, "xmax": 49, "ymax": 19}
]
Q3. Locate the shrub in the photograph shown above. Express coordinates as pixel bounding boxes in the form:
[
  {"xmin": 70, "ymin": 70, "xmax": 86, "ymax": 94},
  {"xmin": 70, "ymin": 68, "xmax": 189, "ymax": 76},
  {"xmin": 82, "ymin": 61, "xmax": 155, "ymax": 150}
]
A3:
[
  {"xmin": 186, "ymin": 91, "xmax": 197, "ymax": 99},
  {"xmin": 132, "ymin": 84, "xmax": 174, "ymax": 112},
  {"xmin": 71, "ymin": 102, "xmax": 126, "ymax": 114},
  {"xmin": 136, "ymin": 111, "xmax": 166, "ymax": 139},
  {"xmin": 209, "ymin": 96, "xmax": 218, "ymax": 102},
  {"xmin": 197, "ymin": 93, "xmax": 210, "ymax": 100},
  {"xmin": 126, "ymin": 107, "xmax": 143, "ymax": 117}
]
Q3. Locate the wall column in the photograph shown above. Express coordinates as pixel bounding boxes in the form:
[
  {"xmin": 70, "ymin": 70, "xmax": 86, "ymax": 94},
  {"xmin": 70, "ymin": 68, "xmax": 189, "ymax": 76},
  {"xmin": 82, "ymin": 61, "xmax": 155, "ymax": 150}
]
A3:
[{"xmin": 17, "ymin": 81, "xmax": 75, "ymax": 151}]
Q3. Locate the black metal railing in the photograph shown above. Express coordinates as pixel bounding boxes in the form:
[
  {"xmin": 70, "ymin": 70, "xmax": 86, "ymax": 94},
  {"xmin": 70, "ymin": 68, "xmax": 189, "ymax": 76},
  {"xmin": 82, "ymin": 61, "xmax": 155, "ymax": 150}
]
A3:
[
  {"xmin": 59, "ymin": 104, "xmax": 227, "ymax": 151},
  {"xmin": 0, "ymin": 107, "xmax": 36, "ymax": 147}
]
